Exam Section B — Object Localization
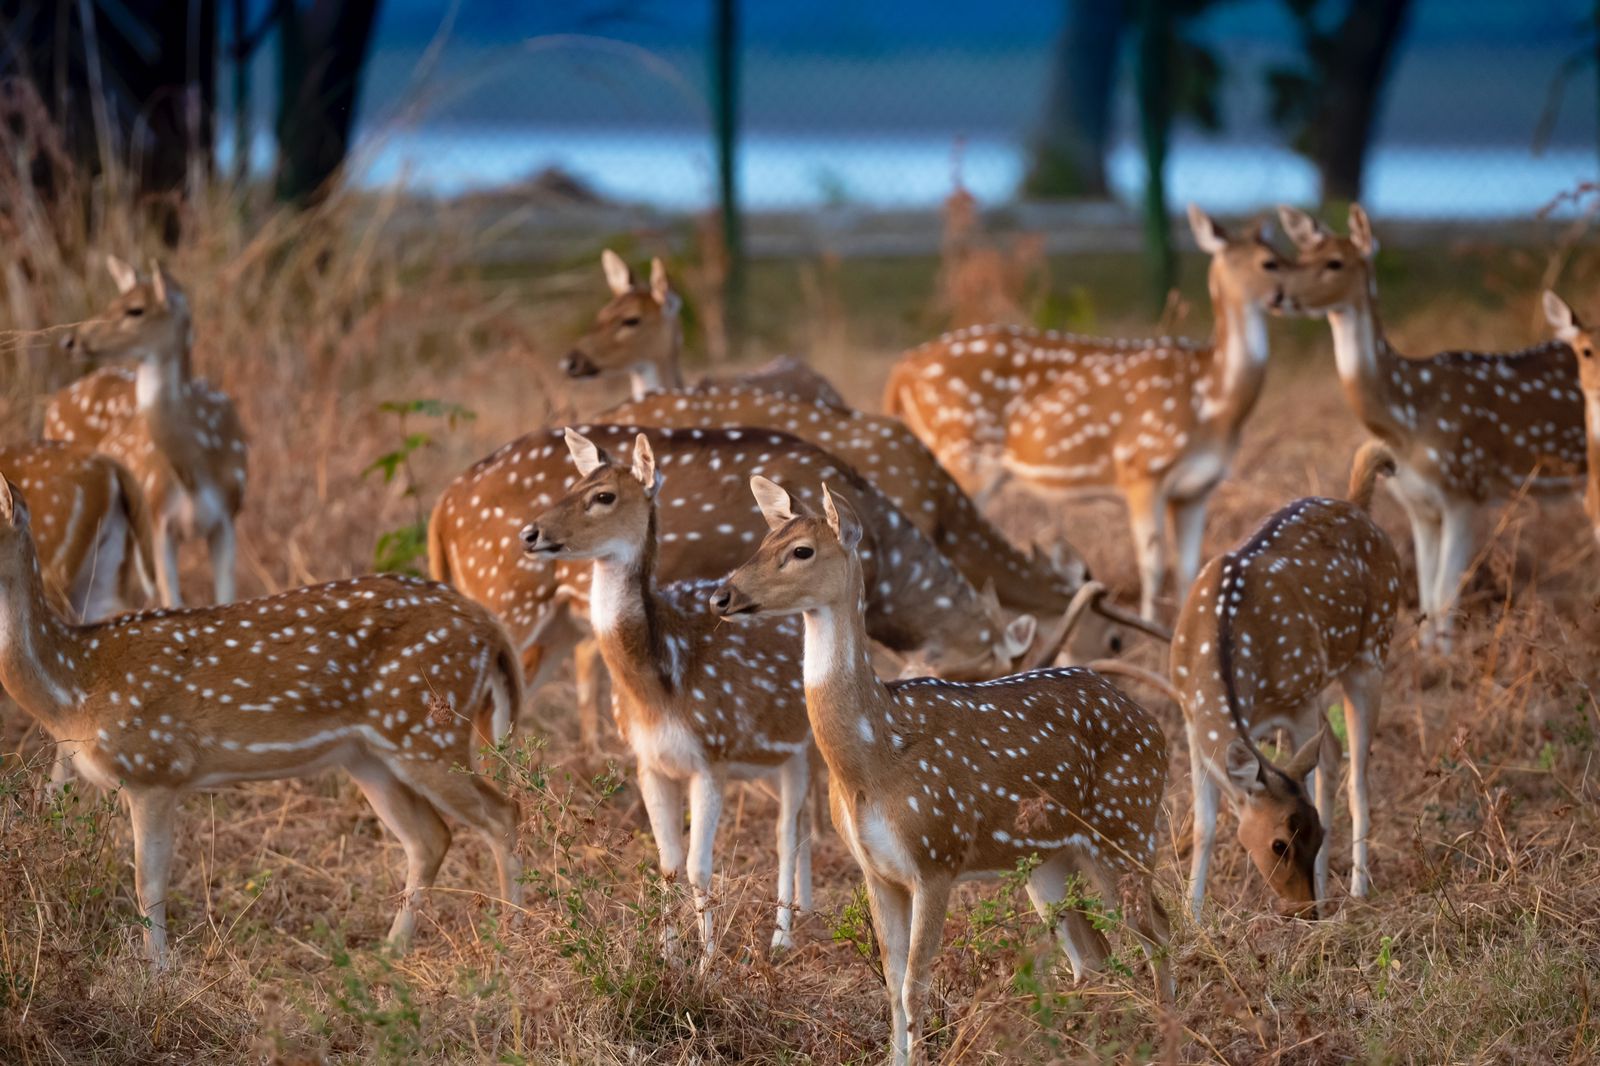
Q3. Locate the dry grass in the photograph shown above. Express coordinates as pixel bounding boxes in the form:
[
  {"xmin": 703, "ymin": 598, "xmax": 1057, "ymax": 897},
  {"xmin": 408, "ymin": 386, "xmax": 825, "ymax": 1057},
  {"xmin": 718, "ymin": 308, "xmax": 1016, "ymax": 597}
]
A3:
[{"xmin": 1, "ymin": 167, "xmax": 1599, "ymax": 1064}]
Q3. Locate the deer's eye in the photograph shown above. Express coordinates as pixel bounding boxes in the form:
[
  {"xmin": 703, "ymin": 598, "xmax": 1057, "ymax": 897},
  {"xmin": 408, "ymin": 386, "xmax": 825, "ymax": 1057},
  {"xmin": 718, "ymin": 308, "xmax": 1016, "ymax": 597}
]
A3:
[
  {"xmin": 1271, "ymin": 839, "xmax": 1289, "ymax": 857},
  {"xmin": 621, "ymin": 316, "xmax": 641, "ymax": 328},
  {"xmin": 1325, "ymin": 259, "xmax": 1344, "ymax": 271},
  {"xmin": 1260, "ymin": 259, "xmax": 1279, "ymax": 271},
  {"xmin": 125, "ymin": 306, "xmax": 145, "ymax": 317},
  {"xmin": 792, "ymin": 545, "xmax": 813, "ymax": 560},
  {"xmin": 591, "ymin": 492, "xmax": 616, "ymax": 506}
]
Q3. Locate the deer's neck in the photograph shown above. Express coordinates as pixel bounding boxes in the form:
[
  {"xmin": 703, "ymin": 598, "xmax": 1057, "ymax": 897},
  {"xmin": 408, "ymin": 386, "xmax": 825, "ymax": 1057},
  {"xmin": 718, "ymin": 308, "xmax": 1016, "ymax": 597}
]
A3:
[
  {"xmin": 135, "ymin": 352, "xmax": 185, "ymax": 412},
  {"xmin": 1324, "ymin": 287, "xmax": 1403, "ymax": 437},
  {"xmin": 0, "ymin": 558, "xmax": 81, "ymax": 736},
  {"xmin": 801, "ymin": 563, "xmax": 893, "ymax": 783},
  {"xmin": 1203, "ymin": 295, "xmax": 1270, "ymax": 433},
  {"xmin": 587, "ymin": 513, "xmax": 676, "ymax": 711},
  {"xmin": 628, "ymin": 323, "xmax": 684, "ymax": 400}
]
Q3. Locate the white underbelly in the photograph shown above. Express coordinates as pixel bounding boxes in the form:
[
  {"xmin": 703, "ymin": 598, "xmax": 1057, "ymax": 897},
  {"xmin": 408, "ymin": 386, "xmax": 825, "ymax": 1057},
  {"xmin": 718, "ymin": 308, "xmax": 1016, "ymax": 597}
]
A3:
[{"xmin": 835, "ymin": 801, "xmax": 919, "ymax": 886}]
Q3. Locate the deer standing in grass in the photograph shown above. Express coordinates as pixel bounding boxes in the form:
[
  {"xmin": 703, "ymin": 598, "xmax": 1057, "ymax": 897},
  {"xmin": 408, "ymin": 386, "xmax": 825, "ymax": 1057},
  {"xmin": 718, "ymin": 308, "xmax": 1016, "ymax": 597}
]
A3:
[
  {"xmin": 604, "ymin": 385, "xmax": 1168, "ymax": 661},
  {"xmin": 1104, "ymin": 442, "xmax": 1401, "ymax": 918},
  {"xmin": 1278, "ymin": 206, "xmax": 1585, "ymax": 647},
  {"xmin": 0, "ymin": 473, "xmax": 521, "ymax": 968},
  {"xmin": 521, "ymin": 430, "xmax": 820, "ymax": 960},
  {"xmin": 1540, "ymin": 291, "xmax": 1600, "ymax": 543},
  {"xmin": 0, "ymin": 442, "xmax": 152, "ymax": 620},
  {"xmin": 713, "ymin": 478, "xmax": 1171, "ymax": 1066},
  {"xmin": 560, "ymin": 250, "xmax": 847, "ymax": 408},
  {"xmin": 884, "ymin": 205, "xmax": 1290, "ymax": 620},
  {"xmin": 431, "ymin": 424, "xmax": 1075, "ymax": 744},
  {"xmin": 47, "ymin": 257, "xmax": 247, "ymax": 606}
]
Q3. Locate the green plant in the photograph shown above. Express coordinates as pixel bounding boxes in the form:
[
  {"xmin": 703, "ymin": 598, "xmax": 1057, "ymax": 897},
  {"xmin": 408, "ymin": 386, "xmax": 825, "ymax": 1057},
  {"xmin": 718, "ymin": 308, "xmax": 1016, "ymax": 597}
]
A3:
[{"xmin": 363, "ymin": 398, "xmax": 476, "ymax": 574}]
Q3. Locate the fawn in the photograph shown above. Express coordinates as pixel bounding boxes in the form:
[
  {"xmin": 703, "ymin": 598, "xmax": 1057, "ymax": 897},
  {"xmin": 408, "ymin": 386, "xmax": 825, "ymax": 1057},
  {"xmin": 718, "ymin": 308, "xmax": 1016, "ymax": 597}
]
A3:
[{"xmin": 713, "ymin": 478, "xmax": 1171, "ymax": 1066}]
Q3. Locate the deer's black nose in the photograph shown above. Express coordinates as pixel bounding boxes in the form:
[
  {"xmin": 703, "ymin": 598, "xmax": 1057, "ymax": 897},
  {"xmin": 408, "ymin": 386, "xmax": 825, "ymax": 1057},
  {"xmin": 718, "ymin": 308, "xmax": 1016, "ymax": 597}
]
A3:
[
  {"xmin": 710, "ymin": 588, "xmax": 731, "ymax": 611},
  {"xmin": 561, "ymin": 350, "xmax": 597, "ymax": 377}
]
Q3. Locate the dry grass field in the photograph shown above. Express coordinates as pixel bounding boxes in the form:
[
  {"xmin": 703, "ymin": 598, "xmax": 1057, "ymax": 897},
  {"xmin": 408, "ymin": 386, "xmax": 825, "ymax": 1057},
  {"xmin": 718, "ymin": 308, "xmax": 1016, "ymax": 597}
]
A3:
[{"xmin": 1, "ymin": 185, "xmax": 1599, "ymax": 1064}]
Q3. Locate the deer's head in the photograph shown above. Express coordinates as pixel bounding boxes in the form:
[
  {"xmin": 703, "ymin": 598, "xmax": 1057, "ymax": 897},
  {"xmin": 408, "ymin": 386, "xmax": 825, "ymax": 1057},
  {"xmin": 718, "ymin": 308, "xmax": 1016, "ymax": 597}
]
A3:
[
  {"xmin": 1273, "ymin": 203, "xmax": 1377, "ymax": 317},
  {"xmin": 519, "ymin": 429, "xmax": 662, "ymax": 563},
  {"xmin": 1543, "ymin": 291, "xmax": 1600, "ymax": 392},
  {"xmin": 1218, "ymin": 728, "xmax": 1328, "ymax": 917},
  {"xmin": 561, "ymin": 251, "xmax": 681, "ymax": 384},
  {"xmin": 712, "ymin": 477, "xmax": 869, "ymax": 622},
  {"xmin": 61, "ymin": 256, "xmax": 189, "ymax": 365},
  {"xmin": 1187, "ymin": 204, "xmax": 1290, "ymax": 316}
]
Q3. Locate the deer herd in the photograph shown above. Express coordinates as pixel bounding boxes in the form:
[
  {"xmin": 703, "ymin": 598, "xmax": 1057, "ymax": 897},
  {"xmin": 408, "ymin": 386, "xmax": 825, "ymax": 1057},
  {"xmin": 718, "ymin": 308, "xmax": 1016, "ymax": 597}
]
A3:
[{"xmin": 0, "ymin": 203, "xmax": 1590, "ymax": 1060}]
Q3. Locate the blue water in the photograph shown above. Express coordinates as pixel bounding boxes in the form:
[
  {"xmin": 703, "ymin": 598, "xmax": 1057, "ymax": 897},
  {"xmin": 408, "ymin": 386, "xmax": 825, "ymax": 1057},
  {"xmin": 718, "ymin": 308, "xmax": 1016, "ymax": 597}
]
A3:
[{"xmin": 336, "ymin": 124, "xmax": 1596, "ymax": 220}]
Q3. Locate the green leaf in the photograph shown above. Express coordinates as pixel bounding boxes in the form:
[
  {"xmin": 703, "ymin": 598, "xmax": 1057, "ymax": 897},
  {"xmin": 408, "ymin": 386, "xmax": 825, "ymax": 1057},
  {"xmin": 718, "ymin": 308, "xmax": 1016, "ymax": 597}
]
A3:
[{"xmin": 373, "ymin": 521, "xmax": 429, "ymax": 575}]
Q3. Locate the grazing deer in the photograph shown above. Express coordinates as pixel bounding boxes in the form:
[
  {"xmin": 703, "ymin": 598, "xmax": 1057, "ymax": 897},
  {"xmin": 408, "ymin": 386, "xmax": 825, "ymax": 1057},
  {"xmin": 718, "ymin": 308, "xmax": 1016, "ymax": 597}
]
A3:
[
  {"xmin": 46, "ymin": 258, "xmax": 247, "ymax": 607},
  {"xmin": 1278, "ymin": 206, "xmax": 1585, "ymax": 647},
  {"xmin": 1541, "ymin": 291, "xmax": 1600, "ymax": 543},
  {"xmin": 560, "ymin": 250, "xmax": 847, "ymax": 408},
  {"xmin": 1105, "ymin": 441, "xmax": 1400, "ymax": 919},
  {"xmin": 604, "ymin": 385, "xmax": 1169, "ymax": 661},
  {"xmin": 713, "ymin": 478, "xmax": 1171, "ymax": 1066},
  {"xmin": 0, "ymin": 441, "xmax": 152, "ymax": 620},
  {"xmin": 0, "ymin": 474, "xmax": 521, "ymax": 969},
  {"xmin": 884, "ymin": 205, "xmax": 1290, "ymax": 620},
  {"xmin": 430, "ymin": 424, "xmax": 1075, "ymax": 742},
  {"xmin": 522, "ymin": 430, "xmax": 816, "ymax": 960}
]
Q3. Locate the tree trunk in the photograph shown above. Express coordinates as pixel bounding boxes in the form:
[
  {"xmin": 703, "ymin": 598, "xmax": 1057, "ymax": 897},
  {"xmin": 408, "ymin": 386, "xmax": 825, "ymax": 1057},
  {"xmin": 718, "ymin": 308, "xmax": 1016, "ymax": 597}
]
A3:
[
  {"xmin": 1024, "ymin": 0, "xmax": 1125, "ymax": 199},
  {"xmin": 1133, "ymin": 0, "xmax": 1174, "ymax": 302},
  {"xmin": 1309, "ymin": 0, "xmax": 1413, "ymax": 204},
  {"xmin": 273, "ymin": 0, "xmax": 382, "ymax": 205}
]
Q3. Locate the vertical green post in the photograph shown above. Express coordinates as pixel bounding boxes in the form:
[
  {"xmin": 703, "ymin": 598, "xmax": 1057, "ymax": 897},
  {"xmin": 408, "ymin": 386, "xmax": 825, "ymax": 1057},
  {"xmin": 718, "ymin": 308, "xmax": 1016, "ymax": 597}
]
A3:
[
  {"xmin": 230, "ymin": 0, "xmax": 249, "ymax": 185},
  {"xmin": 1134, "ymin": 0, "xmax": 1175, "ymax": 306},
  {"xmin": 712, "ymin": 0, "xmax": 743, "ymax": 356}
]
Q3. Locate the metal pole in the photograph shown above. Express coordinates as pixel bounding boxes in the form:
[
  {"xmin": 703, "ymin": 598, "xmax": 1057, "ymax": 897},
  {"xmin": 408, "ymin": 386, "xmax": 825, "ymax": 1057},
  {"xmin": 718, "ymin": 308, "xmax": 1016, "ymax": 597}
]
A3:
[{"xmin": 712, "ymin": 0, "xmax": 743, "ymax": 357}]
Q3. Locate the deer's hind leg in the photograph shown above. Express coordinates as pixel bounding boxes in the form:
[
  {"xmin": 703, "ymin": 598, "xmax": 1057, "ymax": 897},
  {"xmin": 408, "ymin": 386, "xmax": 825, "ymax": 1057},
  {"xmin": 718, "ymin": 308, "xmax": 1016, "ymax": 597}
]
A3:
[
  {"xmin": 391, "ymin": 757, "xmax": 521, "ymax": 911},
  {"xmin": 346, "ymin": 754, "xmax": 451, "ymax": 948}
]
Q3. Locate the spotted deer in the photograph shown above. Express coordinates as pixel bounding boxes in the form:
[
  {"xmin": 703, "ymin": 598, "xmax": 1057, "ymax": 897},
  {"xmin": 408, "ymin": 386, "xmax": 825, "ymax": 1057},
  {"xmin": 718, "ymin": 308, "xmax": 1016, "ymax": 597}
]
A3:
[
  {"xmin": 1105, "ymin": 441, "xmax": 1401, "ymax": 919},
  {"xmin": 0, "ymin": 474, "xmax": 521, "ymax": 969},
  {"xmin": 46, "ymin": 257, "xmax": 247, "ymax": 606},
  {"xmin": 560, "ymin": 250, "xmax": 847, "ymax": 408},
  {"xmin": 603, "ymin": 384, "xmax": 1169, "ymax": 661},
  {"xmin": 1540, "ymin": 291, "xmax": 1600, "ymax": 543},
  {"xmin": 1278, "ymin": 206, "xmax": 1585, "ymax": 647},
  {"xmin": 712, "ymin": 478, "xmax": 1171, "ymax": 1066},
  {"xmin": 0, "ymin": 441, "xmax": 153, "ymax": 620},
  {"xmin": 430, "ymin": 424, "xmax": 1077, "ymax": 742},
  {"xmin": 522, "ymin": 430, "xmax": 818, "ymax": 961},
  {"xmin": 884, "ymin": 205, "xmax": 1290, "ymax": 620}
]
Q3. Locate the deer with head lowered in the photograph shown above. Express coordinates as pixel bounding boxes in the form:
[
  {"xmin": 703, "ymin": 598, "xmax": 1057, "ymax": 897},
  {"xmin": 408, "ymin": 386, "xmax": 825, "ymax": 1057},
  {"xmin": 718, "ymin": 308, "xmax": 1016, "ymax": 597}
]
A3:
[
  {"xmin": 47, "ymin": 257, "xmax": 247, "ymax": 606},
  {"xmin": 712, "ymin": 478, "xmax": 1171, "ymax": 1066},
  {"xmin": 560, "ymin": 250, "xmax": 847, "ymax": 408},
  {"xmin": 884, "ymin": 205, "xmax": 1291, "ymax": 620},
  {"xmin": 431, "ymin": 424, "xmax": 1083, "ymax": 744},
  {"xmin": 1100, "ymin": 441, "xmax": 1401, "ymax": 918},
  {"xmin": 603, "ymin": 385, "xmax": 1167, "ymax": 662},
  {"xmin": 0, "ymin": 474, "xmax": 522, "ymax": 969},
  {"xmin": 1278, "ymin": 206, "xmax": 1585, "ymax": 648},
  {"xmin": 1540, "ymin": 291, "xmax": 1600, "ymax": 544}
]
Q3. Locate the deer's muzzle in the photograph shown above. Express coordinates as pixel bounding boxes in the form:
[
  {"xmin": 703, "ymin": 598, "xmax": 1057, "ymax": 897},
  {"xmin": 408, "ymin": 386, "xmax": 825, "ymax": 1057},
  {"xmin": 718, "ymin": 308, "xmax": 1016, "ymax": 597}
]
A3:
[
  {"xmin": 709, "ymin": 582, "xmax": 756, "ymax": 617},
  {"xmin": 560, "ymin": 350, "xmax": 598, "ymax": 378},
  {"xmin": 520, "ymin": 524, "xmax": 560, "ymax": 555}
]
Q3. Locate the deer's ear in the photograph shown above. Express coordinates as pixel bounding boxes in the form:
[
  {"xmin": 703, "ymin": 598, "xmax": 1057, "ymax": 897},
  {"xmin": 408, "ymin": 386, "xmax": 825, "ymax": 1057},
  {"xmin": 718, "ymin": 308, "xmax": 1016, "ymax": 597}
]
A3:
[
  {"xmin": 1281, "ymin": 725, "xmax": 1327, "ymax": 781},
  {"xmin": 0, "ymin": 476, "xmax": 15, "ymax": 524},
  {"xmin": 821, "ymin": 483, "xmax": 862, "ymax": 551},
  {"xmin": 1220, "ymin": 741, "xmax": 1267, "ymax": 803},
  {"xmin": 601, "ymin": 249, "xmax": 634, "ymax": 296},
  {"xmin": 1276, "ymin": 205, "xmax": 1326, "ymax": 252},
  {"xmin": 1187, "ymin": 204, "xmax": 1228, "ymax": 255},
  {"xmin": 563, "ymin": 427, "xmax": 607, "ymax": 476},
  {"xmin": 649, "ymin": 257, "xmax": 681, "ymax": 317},
  {"xmin": 630, "ymin": 433, "xmax": 661, "ymax": 495},
  {"xmin": 1001, "ymin": 613, "xmax": 1037, "ymax": 661},
  {"xmin": 750, "ymin": 475, "xmax": 797, "ymax": 531},
  {"xmin": 1544, "ymin": 291, "xmax": 1582, "ymax": 342},
  {"xmin": 106, "ymin": 255, "xmax": 139, "ymax": 294},
  {"xmin": 1348, "ymin": 203, "xmax": 1378, "ymax": 258},
  {"xmin": 148, "ymin": 259, "xmax": 170, "ymax": 308}
]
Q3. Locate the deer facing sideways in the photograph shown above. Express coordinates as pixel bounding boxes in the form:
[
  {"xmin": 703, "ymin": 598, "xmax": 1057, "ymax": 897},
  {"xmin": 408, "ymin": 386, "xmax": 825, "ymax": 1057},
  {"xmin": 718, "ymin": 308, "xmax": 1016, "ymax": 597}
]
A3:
[
  {"xmin": 523, "ymin": 430, "xmax": 819, "ymax": 960},
  {"xmin": 560, "ymin": 250, "xmax": 847, "ymax": 409},
  {"xmin": 603, "ymin": 385, "xmax": 1165, "ymax": 662},
  {"xmin": 0, "ymin": 473, "xmax": 521, "ymax": 968},
  {"xmin": 884, "ymin": 205, "xmax": 1290, "ymax": 620},
  {"xmin": 713, "ymin": 478, "xmax": 1171, "ymax": 1066},
  {"xmin": 48, "ymin": 257, "xmax": 247, "ymax": 606},
  {"xmin": 1541, "ymin": 291, "xmax": 1600, "ymax": 544},
  {"xmin": 1104, "ymin": 442, "xmax": 1401, "ymax": 918},
  {"xmin": 1279, "ymin": 206, "xmax": 1585, "ymax": 647}
]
